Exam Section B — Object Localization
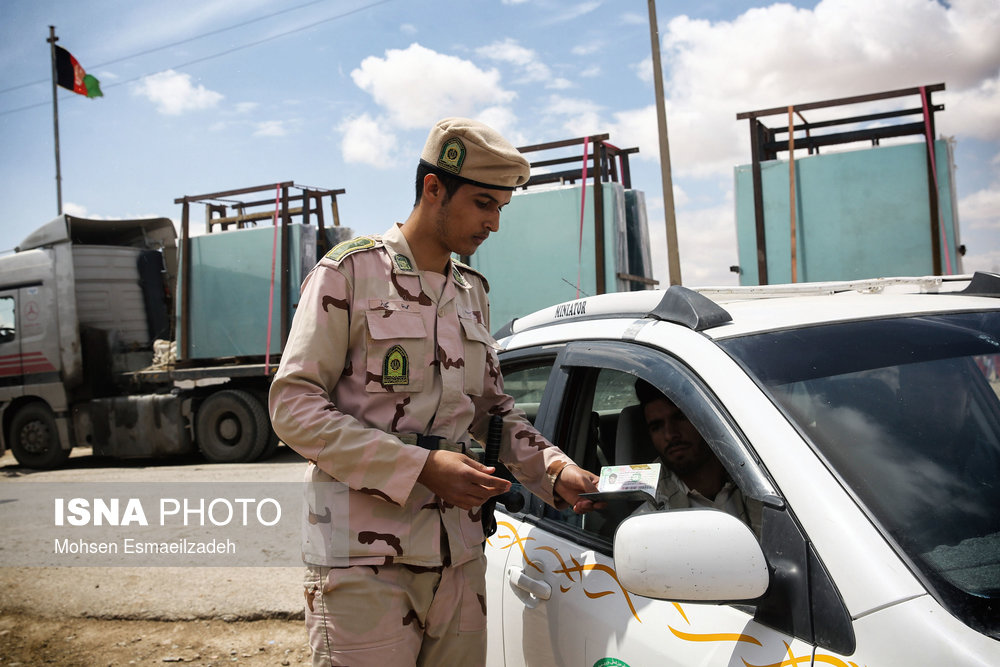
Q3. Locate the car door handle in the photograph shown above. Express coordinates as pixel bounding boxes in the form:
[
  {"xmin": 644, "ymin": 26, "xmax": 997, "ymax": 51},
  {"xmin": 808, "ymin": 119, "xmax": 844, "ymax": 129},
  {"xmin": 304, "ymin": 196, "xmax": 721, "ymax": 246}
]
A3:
[{"xmin": 507, "ymin": 566, "xmax": 551, "ymax": 601}]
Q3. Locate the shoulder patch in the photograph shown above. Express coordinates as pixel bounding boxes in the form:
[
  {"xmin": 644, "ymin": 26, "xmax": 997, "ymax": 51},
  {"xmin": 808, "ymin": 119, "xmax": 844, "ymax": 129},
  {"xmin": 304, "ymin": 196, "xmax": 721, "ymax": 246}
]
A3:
[
  {"xmin": 453, "ymin": 260, "xmax": 489, "ymax": 293},
  {"xmin": 326, "ymin": 236, "xmax": 378, "ymax": 262}
]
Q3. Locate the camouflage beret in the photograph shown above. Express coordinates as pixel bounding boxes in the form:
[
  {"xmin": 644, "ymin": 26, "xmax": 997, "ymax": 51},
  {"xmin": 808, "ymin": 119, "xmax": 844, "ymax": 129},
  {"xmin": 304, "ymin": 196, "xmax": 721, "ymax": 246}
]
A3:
[{"xmin": 419, "ymin": 117, "xmax": 530, "ymax": 190}]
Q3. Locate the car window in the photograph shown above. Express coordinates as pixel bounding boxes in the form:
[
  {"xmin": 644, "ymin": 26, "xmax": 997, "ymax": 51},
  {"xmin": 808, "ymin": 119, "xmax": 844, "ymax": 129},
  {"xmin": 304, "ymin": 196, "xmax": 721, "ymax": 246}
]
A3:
[
  {"xmin": 592, "ymin": 370, "xmax": 637, "ymax": 412},
  {"xmin": 503, "ymin": 358, "xmax": 556, "ymax": 426},
  {"xmin": 492, "ymin": 354, "xmax": 560, "ymax": 509},
  {"xmin": 0, "ymin": 295, "xmax": 15, "ymax": 344},
  {"xmin": 531, "ymin": 342, "xmax": 769, "ymax": 550}
]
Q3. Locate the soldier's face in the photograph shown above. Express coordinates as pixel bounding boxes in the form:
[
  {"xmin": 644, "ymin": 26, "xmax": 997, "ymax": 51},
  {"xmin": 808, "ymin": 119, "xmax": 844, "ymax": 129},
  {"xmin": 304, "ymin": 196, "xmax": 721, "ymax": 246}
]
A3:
[{"xmin": 434, "ymin": 184, "xmax": 512, "ymax": 257}]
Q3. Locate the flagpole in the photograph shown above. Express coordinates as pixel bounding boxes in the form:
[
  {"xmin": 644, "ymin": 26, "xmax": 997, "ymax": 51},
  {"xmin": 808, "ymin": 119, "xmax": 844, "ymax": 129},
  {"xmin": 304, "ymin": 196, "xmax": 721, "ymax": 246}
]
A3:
[{"xmin": 47, "ymin": 25, "xmax": 63, "ymax": 215}]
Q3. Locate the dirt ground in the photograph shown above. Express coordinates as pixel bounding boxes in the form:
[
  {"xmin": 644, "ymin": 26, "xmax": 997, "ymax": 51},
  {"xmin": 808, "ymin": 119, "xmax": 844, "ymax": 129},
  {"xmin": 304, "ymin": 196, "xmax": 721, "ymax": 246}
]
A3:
[
  {"xmin": 0, "ymin": 447, "xmax": 315, "ymax": 666},
  {"xmin": 0, "ymin": 614, "xmax": 312, "ymax": 666}
]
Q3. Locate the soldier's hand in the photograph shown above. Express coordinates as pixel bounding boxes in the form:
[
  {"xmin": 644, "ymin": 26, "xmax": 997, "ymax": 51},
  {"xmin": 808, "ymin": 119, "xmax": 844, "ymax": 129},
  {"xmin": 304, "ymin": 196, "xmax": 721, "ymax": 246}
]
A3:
[
  {"xmin": 417, "ymin": 450, "xmax": 512, "ymax": 511},
  {"xmin": 554, "ymin": 464, "xmax": 604, "ymax": 514}
]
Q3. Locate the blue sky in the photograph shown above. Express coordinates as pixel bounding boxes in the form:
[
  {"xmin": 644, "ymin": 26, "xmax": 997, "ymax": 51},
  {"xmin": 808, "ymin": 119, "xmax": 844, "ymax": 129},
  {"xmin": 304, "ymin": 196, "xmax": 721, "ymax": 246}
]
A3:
[{"xmin": 1, "ymin": 0, "xmax": 998, "ymax": 286}]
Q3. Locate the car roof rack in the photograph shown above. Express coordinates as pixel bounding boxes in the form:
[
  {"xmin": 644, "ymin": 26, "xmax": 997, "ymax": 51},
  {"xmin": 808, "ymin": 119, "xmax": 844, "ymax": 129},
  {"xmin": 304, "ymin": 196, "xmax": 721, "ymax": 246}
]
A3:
[
  {"xmin": 960, "ymin": 271, "xmax": 1000, "ymax": 297},
  {"xmin": 494, "ymin": 273, "xmax": 997, "ymax": 340},
  {"xmin": 695, "ymin": 275, "xmax": 971, "ymax": 300},
  {"xmin": 495, "ymin": 285, "xmax": 733, "ymax": 338}
]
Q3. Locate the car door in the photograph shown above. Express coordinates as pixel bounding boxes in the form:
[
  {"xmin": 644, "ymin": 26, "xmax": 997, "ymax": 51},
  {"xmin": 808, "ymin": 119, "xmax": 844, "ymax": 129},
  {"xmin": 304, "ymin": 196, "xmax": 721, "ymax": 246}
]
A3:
[
  {"xmin": 484, "ymin": 348, "xmax": 561, "ymax": 667},
  {"xmin": 490, "ymin": 340, "xmax": 837, "ymax": 667}
]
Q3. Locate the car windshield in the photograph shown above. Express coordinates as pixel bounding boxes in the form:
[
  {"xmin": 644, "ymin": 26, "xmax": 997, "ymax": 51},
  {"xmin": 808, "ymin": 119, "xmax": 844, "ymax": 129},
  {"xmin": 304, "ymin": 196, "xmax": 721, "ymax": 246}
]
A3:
[{"xmin": 720, "ymin": 310, "xmax": 1000, "ymax": 638}]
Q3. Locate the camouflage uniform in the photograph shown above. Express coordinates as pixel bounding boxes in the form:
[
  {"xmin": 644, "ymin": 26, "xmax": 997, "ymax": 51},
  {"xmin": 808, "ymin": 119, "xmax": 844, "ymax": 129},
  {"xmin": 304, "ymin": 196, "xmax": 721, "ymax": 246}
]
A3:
[{"xmin": 270, "ymin": 223, "xmax": 574, "ymax": 665}]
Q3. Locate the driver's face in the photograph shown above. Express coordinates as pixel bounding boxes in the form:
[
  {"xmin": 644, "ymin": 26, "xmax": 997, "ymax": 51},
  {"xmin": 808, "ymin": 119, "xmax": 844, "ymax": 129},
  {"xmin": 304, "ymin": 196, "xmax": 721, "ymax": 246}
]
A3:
[{"xmin": 643, "ymin": 398, "xmax": 712, "ymax": 475}]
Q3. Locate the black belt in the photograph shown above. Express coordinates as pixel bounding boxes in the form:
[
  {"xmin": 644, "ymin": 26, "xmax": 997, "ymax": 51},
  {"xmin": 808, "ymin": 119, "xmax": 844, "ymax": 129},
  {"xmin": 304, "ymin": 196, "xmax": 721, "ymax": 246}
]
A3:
[
  {"xmin": 396, "ymin": 433, "xmax": 461, "ymax": 451},
  {"xmin": 414, "ymin": 434, "xmax": 445, "ymax": 450},
  {"xmin": 396, "ymin": 433, "xmax": 483, "ymax": 461}
]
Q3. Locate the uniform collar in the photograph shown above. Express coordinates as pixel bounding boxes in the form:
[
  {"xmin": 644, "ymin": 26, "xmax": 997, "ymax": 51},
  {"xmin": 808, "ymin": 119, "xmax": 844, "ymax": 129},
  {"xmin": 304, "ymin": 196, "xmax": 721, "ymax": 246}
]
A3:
[
  {"xmin": 382, "ymin": 224, "xmax": 418, "ymax": 275},
  {"xmin": 382, "ymin": 223, "xmax": 471, "ymax": 290}
]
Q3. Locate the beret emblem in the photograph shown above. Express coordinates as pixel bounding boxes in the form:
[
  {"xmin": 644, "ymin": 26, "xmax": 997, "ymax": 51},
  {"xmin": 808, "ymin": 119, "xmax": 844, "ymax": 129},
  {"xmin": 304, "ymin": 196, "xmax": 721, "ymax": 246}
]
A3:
[{"xmin": 437, "ymin": 137, "xmax": 466, "ymax": 174}]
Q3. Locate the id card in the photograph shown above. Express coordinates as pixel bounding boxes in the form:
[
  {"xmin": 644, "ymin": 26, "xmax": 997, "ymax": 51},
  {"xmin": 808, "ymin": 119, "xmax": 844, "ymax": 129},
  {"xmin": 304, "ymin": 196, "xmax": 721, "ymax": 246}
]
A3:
[{"xmin": 598, "ymin": 463, "xmax": 660, "ymax": 494}]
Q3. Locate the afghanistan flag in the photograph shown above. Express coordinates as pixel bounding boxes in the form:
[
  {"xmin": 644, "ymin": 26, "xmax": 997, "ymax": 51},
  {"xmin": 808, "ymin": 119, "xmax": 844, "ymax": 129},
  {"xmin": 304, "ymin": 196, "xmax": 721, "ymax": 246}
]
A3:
[{"xmin": 54, "ymin": 45, "xmax": 102, "ymax": 98}]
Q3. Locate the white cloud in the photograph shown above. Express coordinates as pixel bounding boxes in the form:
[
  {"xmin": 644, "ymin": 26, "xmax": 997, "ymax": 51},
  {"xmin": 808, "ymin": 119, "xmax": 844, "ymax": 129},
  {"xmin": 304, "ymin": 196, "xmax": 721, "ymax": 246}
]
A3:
[
  {"xmin": 351, "ymin": 43, "xmax": 515, "ymax": 130},
  {"xmin": 339, "ymin": 113, "xmax": 399, "ymax": 168},
  {"xmin": 672, "ymin": 184, "xmax": 691, "ymax": 209},
  {"xmin": 476, "ymin": 107, "xmax": 523, "ymax": 144},
  {"xmin": 132, "ymin": 70, "xmax": 223, "ymax": 115},
  {"xmin": 959, "ymin": 183, "xmax": 1000, "ymax": 230},
  {"xmin": 959, "ymin": 183, "xmax": 1000, "ymax": 275},
  {"xmin": 400, "ymin": 23, "xmax": 417, "ymax": 35},
  {"xmin": 63, "ymin": 202, "xmax": 94, "ymax": 218},
  {"xmin": 650, "ymin": 0, "xmax": 1000, "ymax": 178},
  {"xmin": 479, "ymin": 38, "xmax": 537, "ymax": 68},
  {"xmin": 572, "ymin": 44, "xmax": 602, "ymax": 57},
  {"xmin": 632, "ymin": 56, "xmax": 652, "ymax": 84},
  {"xmin": 676, "ymin": 203, "xmax": 741, "ymax": 286},
  {"xmin": 540, "ymin": 95, "xmax": 602, "ymax": 137},
  {"xmin": 641, "ymin": 199, "xmax": 741, "ymax": 287},
  {"xmin": 944, "ymin": 74, "xmax": 1000, "ymax": 141},
  {"xmin": 962, "ymin": 249, "xmax": 1000, "ymax": 276},
  {"xmin": 235, "ymin": 102, "xmax": 259, "ymax": 114},
  {"xmin": 477, "ymin": 38, "xmax": 569, "ymax": 88},
  {"xmin": 548, "ymin": 1, "xmax": 602, "ymax": 23},
  {"xmin": 606, "ymin": 106, "xmax": 658, "ymax": 162},
  {"xmin": 543, "ymin": 95, "xmax": 599, "ymax": 117},
  {"xmin": 253, "ymin": 121, "xmax": 287, "ymax": 137}
]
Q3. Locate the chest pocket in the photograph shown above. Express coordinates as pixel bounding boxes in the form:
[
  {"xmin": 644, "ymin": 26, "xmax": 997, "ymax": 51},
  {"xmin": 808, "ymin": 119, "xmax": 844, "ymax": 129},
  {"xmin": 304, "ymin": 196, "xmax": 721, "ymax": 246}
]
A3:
[
  {"xmin": 460, "ymin": 316, "xmax": 496, "ymax": 397},
  {"xmin": 365, "ymin": 306, "xmax": 427, "ymax": 392}
]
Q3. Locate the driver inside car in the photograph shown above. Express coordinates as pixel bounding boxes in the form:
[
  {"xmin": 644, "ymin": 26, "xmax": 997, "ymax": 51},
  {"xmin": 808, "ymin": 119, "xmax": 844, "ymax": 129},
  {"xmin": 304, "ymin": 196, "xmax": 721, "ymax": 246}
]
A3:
[{"xmin": 631, "ymin": 380, "xmax": 761, "ymax": 534}]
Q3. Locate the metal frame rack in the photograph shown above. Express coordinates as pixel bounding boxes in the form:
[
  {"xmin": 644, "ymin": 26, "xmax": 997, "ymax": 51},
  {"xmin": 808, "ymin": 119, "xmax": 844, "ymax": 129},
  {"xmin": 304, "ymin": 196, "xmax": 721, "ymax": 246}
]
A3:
[
  {"xmin": 737, "ymin": 83, "xmax": 946, "ymax": 284},
  {"xmin": 173, "ymin": 182, "xmax": 345, "ymax": 361},
  {"xmin": 513, "ymin": 135, "xmax": 645, "ymax": 294}
]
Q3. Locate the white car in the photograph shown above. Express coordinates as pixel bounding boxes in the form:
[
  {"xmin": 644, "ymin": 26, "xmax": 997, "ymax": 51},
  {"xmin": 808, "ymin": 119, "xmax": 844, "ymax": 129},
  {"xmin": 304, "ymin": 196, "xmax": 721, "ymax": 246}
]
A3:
[{"xmin": 484, "ymin": 273, "xmax": 1000, "ymax": 667}]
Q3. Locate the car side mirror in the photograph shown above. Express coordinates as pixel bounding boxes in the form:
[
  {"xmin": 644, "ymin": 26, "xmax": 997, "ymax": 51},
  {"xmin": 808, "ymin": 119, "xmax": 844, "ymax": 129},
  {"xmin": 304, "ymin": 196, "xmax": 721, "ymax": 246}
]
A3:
[{"xmin": 613, "ymin": 509, "xmax": 769, "ymax": 602}]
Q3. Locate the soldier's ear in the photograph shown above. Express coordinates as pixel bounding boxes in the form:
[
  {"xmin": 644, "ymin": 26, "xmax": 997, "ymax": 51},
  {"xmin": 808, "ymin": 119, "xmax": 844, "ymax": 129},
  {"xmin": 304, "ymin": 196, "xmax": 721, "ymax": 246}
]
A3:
[{"xmin": 423, "ymin": 173, "xmax": 444, "ymax": 202}]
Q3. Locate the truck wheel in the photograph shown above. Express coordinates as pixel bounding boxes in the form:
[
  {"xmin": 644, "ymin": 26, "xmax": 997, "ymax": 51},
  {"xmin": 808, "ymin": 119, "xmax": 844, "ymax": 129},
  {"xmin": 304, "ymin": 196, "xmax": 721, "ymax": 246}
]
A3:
[
  {"xmin": 9, "ymin": 403, "xmax": 70, "ymax": 469},
  {"xmin": 256, "ymin": 429, "xmax": 281, "ymax": 461},
  {"xmin": 195, "ymin": 390, "xmax": 269, "ymax": 463},
  {"xmin": 251, "ymin": 389, "xmax": 281, "ymax": 461}
]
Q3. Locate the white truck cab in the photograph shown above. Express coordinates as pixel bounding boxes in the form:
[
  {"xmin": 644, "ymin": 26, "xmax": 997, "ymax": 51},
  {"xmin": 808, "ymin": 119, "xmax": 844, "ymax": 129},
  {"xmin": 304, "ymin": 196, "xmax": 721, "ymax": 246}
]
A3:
[{"xmin": 0, "ymin": 216, "xmax": 179, "ymax": 468}]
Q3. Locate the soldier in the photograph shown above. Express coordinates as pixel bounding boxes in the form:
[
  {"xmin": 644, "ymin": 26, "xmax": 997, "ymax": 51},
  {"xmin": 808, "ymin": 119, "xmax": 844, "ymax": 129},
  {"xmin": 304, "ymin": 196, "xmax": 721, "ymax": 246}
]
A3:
[{"xmin": 269, "ymin": 117, "xmax": 600, "ymax": 666}]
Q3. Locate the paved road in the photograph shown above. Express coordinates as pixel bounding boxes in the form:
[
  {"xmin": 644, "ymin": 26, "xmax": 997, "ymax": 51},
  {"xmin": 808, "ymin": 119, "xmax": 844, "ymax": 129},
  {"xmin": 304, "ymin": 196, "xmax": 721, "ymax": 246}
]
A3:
[{"xmin": 0, "ymin": 446, "xmax": 309, "ymax": 621}]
